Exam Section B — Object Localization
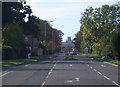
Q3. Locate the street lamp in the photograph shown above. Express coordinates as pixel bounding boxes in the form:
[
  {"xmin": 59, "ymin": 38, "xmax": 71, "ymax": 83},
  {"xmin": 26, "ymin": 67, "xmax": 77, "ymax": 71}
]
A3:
[{"xmin": 44, "ymin": 20, "xmax": 53, "ymax": 55}]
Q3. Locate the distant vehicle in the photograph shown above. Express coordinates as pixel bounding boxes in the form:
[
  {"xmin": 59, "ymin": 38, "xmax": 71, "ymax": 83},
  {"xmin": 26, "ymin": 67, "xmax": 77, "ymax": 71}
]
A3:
[
  {"xmin": 70, "ymin": 50, "xmax": 77, "ymax": 55},
  {"xmin": 60, "ymin": 51, "xmax": 63, "ymax": 53}
]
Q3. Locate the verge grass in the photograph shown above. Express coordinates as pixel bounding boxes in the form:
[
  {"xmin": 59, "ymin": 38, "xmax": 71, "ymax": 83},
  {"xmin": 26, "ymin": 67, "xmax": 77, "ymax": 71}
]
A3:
[
  {"xmin": 89, "ymin": 54, "xmax": 120, "ymax": 65},
  {"xmin": 2, "ymin": 55, "xmax": 50, "ymax": 67}
]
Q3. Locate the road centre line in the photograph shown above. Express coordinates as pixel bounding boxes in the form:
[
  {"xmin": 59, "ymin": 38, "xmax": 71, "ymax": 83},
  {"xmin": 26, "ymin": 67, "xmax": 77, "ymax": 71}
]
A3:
[
  {"xmin": 41, "ymin": 61, "xmax": 58, "ymax": 87},
  {"xmin": 0, "ymin": 71, "xmax": 13, "ymax": 77}
]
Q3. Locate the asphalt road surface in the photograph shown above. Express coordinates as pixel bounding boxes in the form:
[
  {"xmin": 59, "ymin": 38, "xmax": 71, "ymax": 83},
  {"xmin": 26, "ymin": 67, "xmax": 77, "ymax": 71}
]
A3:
[{"xmin": 1, "ymin": 53, "xmax": 119, "ymax": 87}]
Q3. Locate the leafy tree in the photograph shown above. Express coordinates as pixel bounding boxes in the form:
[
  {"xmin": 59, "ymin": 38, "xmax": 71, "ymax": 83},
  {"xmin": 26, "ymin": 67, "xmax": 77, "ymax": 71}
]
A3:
[
  {"xmin": 2, "ymin": 2, "xmax": 32, "ymax": 27},
  {"xmin": 2, "ymin": 22, "xmax": 25, "ymax": 59},
  {"xmin": 74, "ymin": 4, "xmax": 119, "ymax": 59},
  {"xmin": 111, "ymin": 31, "xmax": 120, "ymax": 60}
]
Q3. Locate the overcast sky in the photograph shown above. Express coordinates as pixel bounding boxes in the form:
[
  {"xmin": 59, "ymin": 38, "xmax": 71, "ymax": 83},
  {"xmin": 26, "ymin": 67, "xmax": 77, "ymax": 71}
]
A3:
[{"xmin": 26, "ymin": 0, "xmax": 119, "ymax": 42}]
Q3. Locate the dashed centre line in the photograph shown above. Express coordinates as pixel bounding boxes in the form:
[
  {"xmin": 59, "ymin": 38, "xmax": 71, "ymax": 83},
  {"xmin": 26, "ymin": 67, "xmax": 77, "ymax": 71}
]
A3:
[{"xmin": 41, "ymin": 61, "xmax": 58, "ymax": 87}]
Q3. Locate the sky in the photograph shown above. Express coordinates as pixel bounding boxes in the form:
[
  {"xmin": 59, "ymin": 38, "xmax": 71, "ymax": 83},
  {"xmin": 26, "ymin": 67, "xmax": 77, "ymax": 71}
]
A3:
[{"xmin": 26, "ymin": 0, "xmax": 119, "ymax": 42}]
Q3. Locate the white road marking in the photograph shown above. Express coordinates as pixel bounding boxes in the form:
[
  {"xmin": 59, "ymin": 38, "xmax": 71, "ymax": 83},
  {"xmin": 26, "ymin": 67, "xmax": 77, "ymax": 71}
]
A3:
[
  {"xmin": 41, "ymin": 81, "xmax": 45, "ymax": 86},
  {"xmin": 24, "ymin": 64, "xmax": 31, "ymax": 67},
  {"xmin": 48, "ymin": 72, "xmax": 51, "ymax": 75},
  {"xmin": 0, "ymin": 71, "xmax": 13, "ymax": 77},
  {"xmin": 97, "ymin": 72, "xmax": 102, "ymax": 75},
  {"xmin": 88, "ymin": 64, "xmax": 118, "ymax": 85},
  {"xmin": 41, "ymin": 61, "xmax": 58, "ymax": 87},
  {"xmin": 65, "ymin": 80, "xmax": 73, "ymax": 83},
  {"xmin": 112, "ymin": 81, "xmax": 119, "ymax": 85},
  {"xmin": 90, "ymin": 66, "xmax": 93, "ymax": 69},
  {"xmin": 75, "ymin": 78, "xmax": 80, "ymax": 81},
  {"xmin": 70, "ymin": 64, "xmax": 72, "ymax": 66},
  {"xmin": 101, "ymin": 65, "xmax": 106, "ymax": 67},
  {"xmin": 103, "ymin": 75, "xmax": 111, "ymax": 80},
  {"xmin": 93, "ymin": 69, "xmax": 97, "ymax": 72}
]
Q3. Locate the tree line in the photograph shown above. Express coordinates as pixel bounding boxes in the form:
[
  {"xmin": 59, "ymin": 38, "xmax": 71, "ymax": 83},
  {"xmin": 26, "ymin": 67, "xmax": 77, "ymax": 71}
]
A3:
[
  {"xmin": 2, "ymin": 2, "xmax": 63, "ymax": 59},
  {"xmin": 74, "ymin": 4, "xmax": 120, "ymax": 60}
]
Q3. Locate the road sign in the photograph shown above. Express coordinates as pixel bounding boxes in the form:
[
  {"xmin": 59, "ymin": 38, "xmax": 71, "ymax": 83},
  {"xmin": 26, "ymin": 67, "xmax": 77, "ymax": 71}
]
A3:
[{"xmin": 84, "ymin": 48, "xmax": 88, "ymax": 51}]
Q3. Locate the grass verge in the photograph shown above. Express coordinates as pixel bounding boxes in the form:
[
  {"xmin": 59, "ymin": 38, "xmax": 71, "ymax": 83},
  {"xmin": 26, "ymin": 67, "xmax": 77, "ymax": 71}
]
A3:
[
  {"xmin": 89, "ymin": 54, "xmax": 120, "ymax": 65},
  {"xmin": 2, "ymin": 55, "xmax": 50, "ymax": 67}
]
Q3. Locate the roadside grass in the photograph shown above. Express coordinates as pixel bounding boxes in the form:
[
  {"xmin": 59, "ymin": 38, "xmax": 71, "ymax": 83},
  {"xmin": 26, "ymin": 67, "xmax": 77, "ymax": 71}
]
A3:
[
  {"xmin": 89, "ymin": 54, "xmax": 120, "ymax": 65},
  {"xmin": 2, "ymin": 55, "xmax": 50, "ymax": 67}
]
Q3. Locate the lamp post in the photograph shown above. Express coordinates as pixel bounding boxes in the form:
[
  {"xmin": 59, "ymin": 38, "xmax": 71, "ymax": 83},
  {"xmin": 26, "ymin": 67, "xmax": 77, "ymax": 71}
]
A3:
[{"xmin": 44, "ymin": 20, "xmax": 53, "ymax": 55}]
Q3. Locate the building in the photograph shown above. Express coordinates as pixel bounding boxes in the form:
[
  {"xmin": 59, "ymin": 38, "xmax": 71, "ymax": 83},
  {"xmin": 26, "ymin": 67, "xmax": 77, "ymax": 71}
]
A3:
[
  {"xmin": 65, "ymin": 37, "xmax": 73, "ymax": 48},
  {"xmin": 24, "ymin": 35, "xmax": 43, "ymax": 56}
]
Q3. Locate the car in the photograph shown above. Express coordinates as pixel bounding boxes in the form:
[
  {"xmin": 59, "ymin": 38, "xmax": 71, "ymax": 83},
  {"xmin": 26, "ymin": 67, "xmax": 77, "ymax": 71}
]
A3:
[
  {"xmin": 70, "ymin": 51, "xmax": 77, "ymax": 55},
  {"xmin": 73, "ymin": 51, "xmax": 77, "ymax": 55}
]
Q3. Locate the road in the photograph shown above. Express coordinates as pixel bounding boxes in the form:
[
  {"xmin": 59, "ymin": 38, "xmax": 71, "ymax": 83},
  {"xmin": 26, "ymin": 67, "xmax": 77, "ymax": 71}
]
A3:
[{"xmin": 1, "ymin": 53, "xmax": 119, "ymax": 87}]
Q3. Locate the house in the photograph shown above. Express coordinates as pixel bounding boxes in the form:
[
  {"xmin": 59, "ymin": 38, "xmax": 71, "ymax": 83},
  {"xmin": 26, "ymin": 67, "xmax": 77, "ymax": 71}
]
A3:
[{"xmin": 24, "ymin": 35, "xmax": 43, "ymax": 56}]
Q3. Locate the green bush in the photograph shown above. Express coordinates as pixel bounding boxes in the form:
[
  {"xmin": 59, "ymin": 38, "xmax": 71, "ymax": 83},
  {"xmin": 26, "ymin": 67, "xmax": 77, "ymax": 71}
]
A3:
[
  {"xmin": 2, "ymin": 22, "xmax": 25, "ymax": 59},
  {"xmin": 111, "ymin": 31, "xmax": 120, "ymax": 60}
]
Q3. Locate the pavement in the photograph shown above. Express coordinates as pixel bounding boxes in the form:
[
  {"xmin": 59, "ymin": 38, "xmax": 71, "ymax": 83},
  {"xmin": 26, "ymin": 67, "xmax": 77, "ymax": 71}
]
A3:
[{"xmin": 1, "ymin": 53, "xmax": 119, "ymax": 87}]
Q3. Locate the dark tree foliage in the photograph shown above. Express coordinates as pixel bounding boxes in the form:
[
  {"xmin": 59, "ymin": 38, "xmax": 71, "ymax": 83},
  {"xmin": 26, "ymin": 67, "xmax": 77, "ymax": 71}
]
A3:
[
  {"xmin": 2, "ymin": 2, "xmax": 32, "ymax": 27},
  {"xmin": 111, "ymin": 31, "xmax": 120, "ymax": 60}
]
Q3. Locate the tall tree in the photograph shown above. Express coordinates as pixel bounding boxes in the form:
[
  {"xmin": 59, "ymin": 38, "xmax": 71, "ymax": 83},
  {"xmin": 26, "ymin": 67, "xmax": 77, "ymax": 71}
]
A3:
[
  {"xmin": 2, "ymin": 2, "xmax": 32, "ymax": 27},
  {"xmin": 2, "ymin": 22, "xmax": 25, "ymax": 59}
]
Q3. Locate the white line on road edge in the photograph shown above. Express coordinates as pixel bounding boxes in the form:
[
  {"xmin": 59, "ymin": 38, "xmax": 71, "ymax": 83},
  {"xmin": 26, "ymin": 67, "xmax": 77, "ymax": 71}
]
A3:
[
  {"xmin": 0, "ymin": 71, "xmax": 13, "ymax": 77},
  {"xmin": 41, "ymin": 61, "xmax": 58, "ymax": 87}
]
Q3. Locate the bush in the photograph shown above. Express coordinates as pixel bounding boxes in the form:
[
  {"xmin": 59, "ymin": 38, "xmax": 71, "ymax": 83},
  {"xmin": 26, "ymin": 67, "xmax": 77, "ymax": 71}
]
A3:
[
  {"xmin": 111, "ymin": 31, "xmax": 120, "ymax": 60},
  {"xmin": 2, "ymin": 22, "xmax": 25, "ymax": 59}
]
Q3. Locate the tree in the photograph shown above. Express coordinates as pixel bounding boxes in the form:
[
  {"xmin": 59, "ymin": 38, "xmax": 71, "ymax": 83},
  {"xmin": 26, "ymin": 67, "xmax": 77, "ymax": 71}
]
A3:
[
  {"xmin": 2, "ymin": 22, "xmax": 25, "ymax": 59},
  {"xmin": 2, "ymin": 2, "xmax": 32, "ymax": 27},
  {"xmin": 74, "ymin": 4, "xmax": 119, "ymax": 58},
  {"xmin": 111, "ymin": 31, "xmax": 120, "ymax": 60}
]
